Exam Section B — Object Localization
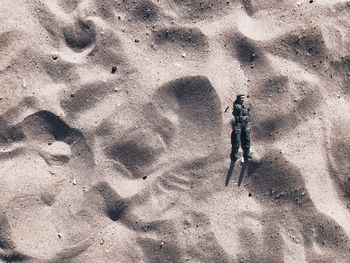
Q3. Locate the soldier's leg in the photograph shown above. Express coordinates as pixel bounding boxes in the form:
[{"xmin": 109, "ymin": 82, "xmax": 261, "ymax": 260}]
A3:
[
  {"xmin": 231, "ymin": 124, "xmax": 241, "ymax": 160},
  {"xmin": 242, "ymin": 124, "xmax": 252, "ymax": 160}
]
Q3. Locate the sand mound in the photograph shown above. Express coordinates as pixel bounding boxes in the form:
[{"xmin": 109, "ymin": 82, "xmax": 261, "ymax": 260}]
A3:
[
  {"xmin": 63, "ymin": 20, "xmax": 97, "ymax": 51},
  {"xmin": 1, "ymin": 0, "xmax": 350, "ymax": 262}
]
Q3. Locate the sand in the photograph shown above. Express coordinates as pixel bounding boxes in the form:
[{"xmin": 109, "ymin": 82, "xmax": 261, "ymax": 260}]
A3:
[{"xmin": 1, "ymin": 0, "xmax": 350, "ymax": 262}]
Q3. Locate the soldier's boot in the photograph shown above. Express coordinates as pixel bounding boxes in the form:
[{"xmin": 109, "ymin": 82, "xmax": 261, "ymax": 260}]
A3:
[
  {"xmin": 230, "ymin": 147, "xmax": 240, "ymax": 161},
  {"xmin": 231, "ymin": 153, "xmax": 240, "ymax": 161},
  {"xmin": 243, "ymin": 150, "xmax": 252, "ymax": 161}
]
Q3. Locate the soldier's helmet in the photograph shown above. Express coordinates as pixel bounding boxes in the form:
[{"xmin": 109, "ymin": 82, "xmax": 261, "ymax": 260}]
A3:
[{"xmin": 236, "ymin": 93, "xmax": 245, "ymax": 99}]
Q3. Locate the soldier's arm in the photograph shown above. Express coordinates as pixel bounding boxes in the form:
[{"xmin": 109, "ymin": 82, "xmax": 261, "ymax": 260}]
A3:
[
  {"xmin": 244, "ymin": 103, "xmax": 252, "ymax": 121},
  {"xmin": 232, "ymin": 104, "xmax": 240, "ymax": 122}
]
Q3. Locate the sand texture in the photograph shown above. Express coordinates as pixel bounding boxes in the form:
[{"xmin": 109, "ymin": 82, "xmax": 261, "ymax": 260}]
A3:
[{"xmin": 1, "ymin": 0, "xmax": 350, "ymax": 262}]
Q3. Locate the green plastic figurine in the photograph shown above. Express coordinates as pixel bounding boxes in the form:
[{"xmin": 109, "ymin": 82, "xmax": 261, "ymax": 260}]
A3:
[{"xmin": 231, "ymin": 93, "xmax": 252, "ymax": 161}]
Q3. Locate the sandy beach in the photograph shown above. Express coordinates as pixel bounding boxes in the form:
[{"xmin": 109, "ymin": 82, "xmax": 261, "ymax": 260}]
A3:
[{"xmin": 1, "ymin": 0, "xmax": 350, "ymax": 262}]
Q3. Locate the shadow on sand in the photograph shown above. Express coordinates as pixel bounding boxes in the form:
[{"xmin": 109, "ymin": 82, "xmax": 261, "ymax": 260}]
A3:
[
  {"xmin": 225, "ymin": 160, "xmax": 248, "ymax": 187},
  {"xmin": 225, "ymin": 159, "xmax": 236, "ymax": 186},
  {"xmin": 238, "ymin": 162, "xmax": 247, "ymax": 187}
]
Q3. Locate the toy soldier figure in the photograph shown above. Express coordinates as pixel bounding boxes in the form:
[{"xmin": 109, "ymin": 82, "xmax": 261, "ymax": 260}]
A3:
[{"xmin": 231, "ymin": 93, "xmax": 252, "ymax": 161}]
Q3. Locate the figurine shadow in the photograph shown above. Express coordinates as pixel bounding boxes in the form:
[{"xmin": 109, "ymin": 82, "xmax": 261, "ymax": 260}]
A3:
[
  {"xmin": 225, "ymin": 159, "xmax": 236, "ymax": 186},
  {"xmin": 238, "ymin": 162, "xmax": 248, "ymax": 187},
  {"xmin": 225, "ymin": 159, "xmax": 248, "ymax": 187},
  {"xmin": 225, "ymin": 123, "xmax": 260, "ymax": 186},
  {"xmin": 225, "ymin": 127, "xmax": 237, "ymax": 186}
]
